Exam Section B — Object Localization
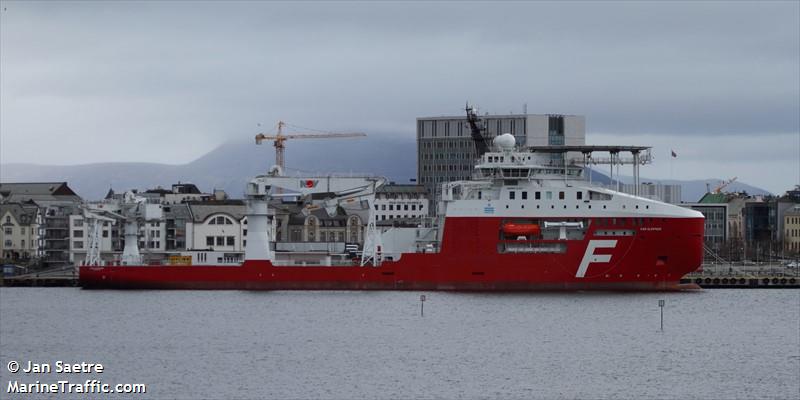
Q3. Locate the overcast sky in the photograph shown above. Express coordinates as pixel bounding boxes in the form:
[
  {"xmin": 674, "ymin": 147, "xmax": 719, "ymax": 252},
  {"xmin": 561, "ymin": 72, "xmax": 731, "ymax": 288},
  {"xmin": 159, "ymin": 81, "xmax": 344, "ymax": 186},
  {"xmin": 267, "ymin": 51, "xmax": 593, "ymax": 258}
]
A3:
[{"xmin": 1, "ymin": 1, "xmax": 798, "ymax": 193}]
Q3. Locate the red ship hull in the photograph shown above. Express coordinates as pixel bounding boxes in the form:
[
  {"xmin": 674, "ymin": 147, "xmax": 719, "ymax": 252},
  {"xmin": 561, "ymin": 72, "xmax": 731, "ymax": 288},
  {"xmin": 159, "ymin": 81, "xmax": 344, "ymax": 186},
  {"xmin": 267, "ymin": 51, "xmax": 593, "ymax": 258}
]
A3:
[{"xmin": 79, "ymin": 217, "xmax": 704, "ymax": 291}]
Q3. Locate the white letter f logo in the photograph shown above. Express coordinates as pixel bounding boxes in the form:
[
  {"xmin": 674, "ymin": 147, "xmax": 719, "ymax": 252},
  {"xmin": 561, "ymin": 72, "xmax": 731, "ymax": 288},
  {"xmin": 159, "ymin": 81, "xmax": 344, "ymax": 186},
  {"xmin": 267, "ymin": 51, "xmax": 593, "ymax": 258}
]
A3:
[{"xmin": 576, "ymin": 240, "xmax": 617, "ymax": 278}]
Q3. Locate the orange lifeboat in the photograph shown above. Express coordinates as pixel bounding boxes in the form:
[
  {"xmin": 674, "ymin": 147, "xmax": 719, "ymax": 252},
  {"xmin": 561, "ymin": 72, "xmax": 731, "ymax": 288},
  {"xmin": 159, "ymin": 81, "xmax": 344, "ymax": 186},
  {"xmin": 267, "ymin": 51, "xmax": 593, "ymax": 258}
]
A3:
[{"xmin": 502, "ymin": 223, "xmax": 540, "ymax": 236}]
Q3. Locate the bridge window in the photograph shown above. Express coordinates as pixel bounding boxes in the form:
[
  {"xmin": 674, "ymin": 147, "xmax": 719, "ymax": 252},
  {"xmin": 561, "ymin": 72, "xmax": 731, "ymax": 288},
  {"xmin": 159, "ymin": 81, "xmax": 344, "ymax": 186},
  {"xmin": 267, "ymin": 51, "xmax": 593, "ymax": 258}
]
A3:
[
  {"xmin": 576, "ymin": 191, "xmax": 583, "ymax": 200},
  {"xmin": 535, "ymin": 191, "xmax": 541, "ymax": 200},
  {"xmin": 559, "ymin": 191, "xmax": 565, "ymax": 200},
  {"xmin": 522, "ymin": 191, "xmax": 528, "ymax": 200},
  {"xmin": 509, "ymin": 191, "xmax": 516, "ymax": 200},
  {"xmin": 589, "ymin": 191, "xmax": 612, "ymax": 201},
  {"xmin": 546, "ymin": 191, "xmax": 553, "ymax": 200}
]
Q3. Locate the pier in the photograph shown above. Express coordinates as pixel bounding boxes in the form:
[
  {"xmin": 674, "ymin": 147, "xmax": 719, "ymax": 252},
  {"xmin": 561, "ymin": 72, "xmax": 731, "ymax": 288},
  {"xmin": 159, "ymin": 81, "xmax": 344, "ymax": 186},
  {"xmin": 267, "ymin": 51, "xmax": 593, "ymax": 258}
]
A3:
[
  {"xmin": 681, "ymin": 263, "xmax": 800, "ymax": 288},
  {"xmin": 1, "ymin": 266, "xmax": 77, "ymax": 287}
]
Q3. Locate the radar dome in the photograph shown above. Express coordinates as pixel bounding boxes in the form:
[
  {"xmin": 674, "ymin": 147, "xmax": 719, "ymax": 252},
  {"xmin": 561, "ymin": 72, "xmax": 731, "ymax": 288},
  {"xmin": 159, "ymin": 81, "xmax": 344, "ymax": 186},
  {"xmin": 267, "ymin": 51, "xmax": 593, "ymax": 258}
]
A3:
[{"xmin": 493, "ymin": 133, "xmax": 516, "ymax": 150}]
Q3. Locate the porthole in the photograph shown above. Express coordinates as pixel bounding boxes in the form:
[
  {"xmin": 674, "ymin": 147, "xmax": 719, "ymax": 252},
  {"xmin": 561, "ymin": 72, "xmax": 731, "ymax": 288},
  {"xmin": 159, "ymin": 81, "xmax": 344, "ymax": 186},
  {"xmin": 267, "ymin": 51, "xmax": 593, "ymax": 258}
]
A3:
[
  {"xmin": 551, "ymin": 205, "xmax": 555, "ymax": 209},
  {"xmin": 635, "ymin": 205, "xmax": 639, "ymax": 209}
]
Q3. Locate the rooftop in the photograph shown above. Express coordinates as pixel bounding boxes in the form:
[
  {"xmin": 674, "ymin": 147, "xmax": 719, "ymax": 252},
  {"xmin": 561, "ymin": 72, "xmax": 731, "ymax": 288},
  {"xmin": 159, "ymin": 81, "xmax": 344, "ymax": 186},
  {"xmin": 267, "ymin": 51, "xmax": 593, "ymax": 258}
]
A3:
[
  {"xmin": 699, "ymin": 193, "xmax": 730, "ymax": 204},
  {"xmin": 0, "ymin": 202, "xmax": 40, "ymax": 226},
  {"xmin": 0, "ymin": 182, "xmax": 82, "ymax": 205}
]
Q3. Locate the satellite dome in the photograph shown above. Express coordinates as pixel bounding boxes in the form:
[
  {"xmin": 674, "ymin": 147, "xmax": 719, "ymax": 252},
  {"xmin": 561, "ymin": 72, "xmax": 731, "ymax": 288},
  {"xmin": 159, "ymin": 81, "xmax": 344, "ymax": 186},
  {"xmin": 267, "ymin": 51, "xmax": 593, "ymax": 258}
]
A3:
[{"xmin": 493, "ymin": 133, "xmax": 516, "ymax": 150}]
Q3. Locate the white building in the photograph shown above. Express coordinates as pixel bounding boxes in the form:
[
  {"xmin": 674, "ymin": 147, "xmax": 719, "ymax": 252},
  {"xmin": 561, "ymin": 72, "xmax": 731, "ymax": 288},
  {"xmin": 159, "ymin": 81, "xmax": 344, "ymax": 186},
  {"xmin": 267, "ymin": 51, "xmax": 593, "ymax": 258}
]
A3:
[
  {"xmin": 0, "ymin": 203, "xmax": 42, "ymax": 261},
  {"xmin": 185, "ymin": 201, "xmax": 247, "ymax": 252},
  {"xmin": 0, "ymin": 182, "xmax": 83, "ymax": 266},
  {"xmin": 608, "ymin": 183, "xmax": 682, "ymax": 204}
]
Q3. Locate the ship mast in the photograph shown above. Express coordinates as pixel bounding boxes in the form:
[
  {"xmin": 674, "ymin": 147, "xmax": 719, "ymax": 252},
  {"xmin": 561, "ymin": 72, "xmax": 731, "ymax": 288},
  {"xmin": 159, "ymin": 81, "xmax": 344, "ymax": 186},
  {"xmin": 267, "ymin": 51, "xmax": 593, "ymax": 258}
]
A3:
[{"xmin": 466, "ymin": 102, "xmax": 490, "ymax": 157}]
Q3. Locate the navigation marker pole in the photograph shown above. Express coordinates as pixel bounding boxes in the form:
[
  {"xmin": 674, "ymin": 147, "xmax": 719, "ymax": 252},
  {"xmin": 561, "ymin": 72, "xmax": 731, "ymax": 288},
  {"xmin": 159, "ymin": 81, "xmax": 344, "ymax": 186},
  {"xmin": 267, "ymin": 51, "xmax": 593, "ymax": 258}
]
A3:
[
  {"xmin": 420, "ymin": 294, "xmax": 426, "ymax": 317},
  {"xmin": 659, "ymin": 299, "xmax": 665, "ymax": 332}
]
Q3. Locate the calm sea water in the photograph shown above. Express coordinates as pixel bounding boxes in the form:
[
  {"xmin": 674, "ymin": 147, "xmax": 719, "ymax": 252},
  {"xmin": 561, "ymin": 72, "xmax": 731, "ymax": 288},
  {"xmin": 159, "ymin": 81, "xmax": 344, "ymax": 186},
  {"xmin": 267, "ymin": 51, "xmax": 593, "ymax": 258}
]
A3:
[{"xmin": 1, "ymin": 288, "xmax": 798, "ymax": 400}]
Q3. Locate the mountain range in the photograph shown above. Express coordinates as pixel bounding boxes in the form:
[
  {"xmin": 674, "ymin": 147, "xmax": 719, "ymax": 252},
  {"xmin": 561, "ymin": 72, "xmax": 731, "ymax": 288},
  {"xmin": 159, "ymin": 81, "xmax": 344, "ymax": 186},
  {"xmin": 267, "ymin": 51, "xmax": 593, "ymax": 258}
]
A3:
[{"xmin": 1, "ymin": 137, "xmax": 771, "ymax": 202}]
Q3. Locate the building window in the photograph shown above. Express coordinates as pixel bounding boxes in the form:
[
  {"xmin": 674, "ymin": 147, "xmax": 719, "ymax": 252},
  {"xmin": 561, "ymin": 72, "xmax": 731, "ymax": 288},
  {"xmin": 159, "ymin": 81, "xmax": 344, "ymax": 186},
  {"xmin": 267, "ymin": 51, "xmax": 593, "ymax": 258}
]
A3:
[
  {"xmin": 73, "ymin": 241, "xmax": 84, "ymax": 249},
  {"xmin": 216, "ymin": 237, "xmax": 225, "ymax": 246},
  {"xmin": 102, "ymin": 230, "xmax": 108, "ymax": 238},
  {"xmin": 206, "ymin": 236, "xmax": 214, "ymax": 246},
  {"xmin": 73, "ymin": 230, "xmax": 83, "ymax": 238},
  {"xmin": 21, "ymin": 240, "xmax": 25, "ymax": 248},
  {"xmin": 20, "ymin": 227, "xmax": 25, "ymax": 235},
  {"xmin": 4, "ymin": 216, "xmax": 9, "ymax": 223},
  {"xmin": 226, "ymin": 236, "xmax": 235, "ymax": 246},
  {"xmin": 209, "ymin": 216, "xmax": 234, "ymax": 225},
  {"xmin": 4, "ymin": 227, "xmax": 11, "ymax": 235}
]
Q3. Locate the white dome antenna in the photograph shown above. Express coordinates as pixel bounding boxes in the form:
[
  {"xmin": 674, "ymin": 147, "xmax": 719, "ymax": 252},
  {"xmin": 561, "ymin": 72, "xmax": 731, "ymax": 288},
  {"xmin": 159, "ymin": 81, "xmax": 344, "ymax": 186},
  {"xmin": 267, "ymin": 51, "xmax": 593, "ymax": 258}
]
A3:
[{"xmin": 493, "ymin": 133, "xmax": 516, "ymax": 151}]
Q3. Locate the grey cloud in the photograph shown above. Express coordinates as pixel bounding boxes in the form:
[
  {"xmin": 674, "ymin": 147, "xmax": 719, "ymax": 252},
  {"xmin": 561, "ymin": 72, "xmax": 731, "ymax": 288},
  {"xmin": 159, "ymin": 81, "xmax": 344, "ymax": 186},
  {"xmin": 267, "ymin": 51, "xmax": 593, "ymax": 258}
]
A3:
[{"xmin": 1, "ymin": 1, "xmax": 798, "ymax": 183}]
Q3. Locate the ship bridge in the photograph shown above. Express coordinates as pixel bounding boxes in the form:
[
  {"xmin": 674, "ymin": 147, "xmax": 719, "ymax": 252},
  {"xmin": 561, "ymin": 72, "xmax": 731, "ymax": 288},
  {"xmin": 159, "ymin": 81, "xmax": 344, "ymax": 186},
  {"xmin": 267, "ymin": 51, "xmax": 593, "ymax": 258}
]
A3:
[{"xmin": 474, "ymin": 151, "xmax": 585, "ymax": 181}]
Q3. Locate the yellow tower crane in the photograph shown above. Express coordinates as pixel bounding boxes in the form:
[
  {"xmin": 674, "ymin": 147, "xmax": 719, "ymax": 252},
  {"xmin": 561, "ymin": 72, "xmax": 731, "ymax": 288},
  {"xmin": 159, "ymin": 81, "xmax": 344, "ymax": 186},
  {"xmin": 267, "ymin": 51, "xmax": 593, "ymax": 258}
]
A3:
[
  {"xmin": 255, "ymin": 121, "xmax": 367, "ymax": 173},
  {"xmin": 713, "ymin": 176, "xmax": 738, "ymax": 194}
]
